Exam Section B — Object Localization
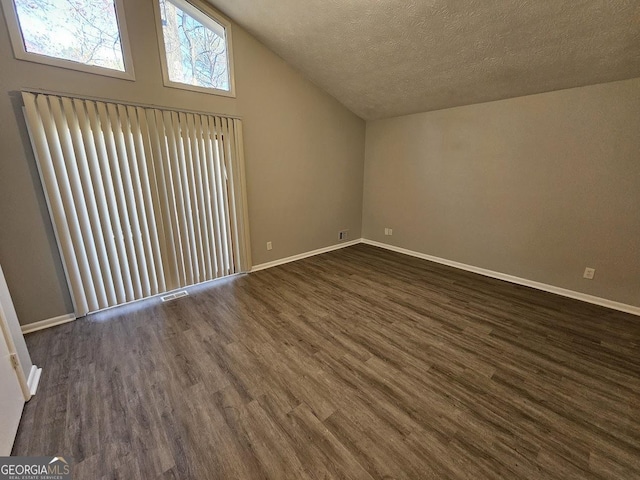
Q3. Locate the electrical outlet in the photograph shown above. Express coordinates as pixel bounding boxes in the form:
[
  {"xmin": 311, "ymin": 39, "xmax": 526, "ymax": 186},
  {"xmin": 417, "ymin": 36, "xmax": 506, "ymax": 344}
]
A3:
[
  {"xmin": 583, "ymin": 267, "xmax": 595, "ymax": 279},
  {"xmin": 339, "ymin": 230, "xmax": 349, "ymax": 241},
  {"xmin": 266, "ymin": 241, "xmax": 272, "ymax": 251},
  {"xmin": 384, "ymin": 228, "xmax": 393, "ymax": 236}
]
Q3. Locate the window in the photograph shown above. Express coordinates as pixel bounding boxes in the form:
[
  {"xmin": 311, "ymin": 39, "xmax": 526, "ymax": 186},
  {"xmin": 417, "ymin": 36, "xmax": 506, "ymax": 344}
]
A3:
[
  {"xmin": 155, "ymin": 0, "xmax": 235, "ymax": 96},
  {"xmin": 1, "ymin": 0, "xmax": 134, "ymax": 79}
]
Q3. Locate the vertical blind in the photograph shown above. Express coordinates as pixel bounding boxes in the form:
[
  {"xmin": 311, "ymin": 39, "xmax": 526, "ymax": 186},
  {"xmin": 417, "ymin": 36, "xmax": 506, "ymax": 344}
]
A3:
[{"xmin": 22, "ymin": 91, "xmax": 251, "ymax": 316}]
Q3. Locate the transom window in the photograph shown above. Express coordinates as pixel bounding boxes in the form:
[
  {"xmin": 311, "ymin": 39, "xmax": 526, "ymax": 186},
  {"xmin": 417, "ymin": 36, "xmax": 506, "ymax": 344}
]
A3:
[
  {"xmin": 1, "ymin": 0, "xmax": 134, "ymax": 79},
  {"xmin": 155, "ymin": 0, "xmax": 235, "ymax": 96}
]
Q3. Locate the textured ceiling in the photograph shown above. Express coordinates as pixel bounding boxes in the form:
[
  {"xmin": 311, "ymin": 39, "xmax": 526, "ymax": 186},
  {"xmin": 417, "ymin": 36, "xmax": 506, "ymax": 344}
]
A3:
[{"xmin": 207, "ymin": 0, "xmax": 640, "ymax": 120}]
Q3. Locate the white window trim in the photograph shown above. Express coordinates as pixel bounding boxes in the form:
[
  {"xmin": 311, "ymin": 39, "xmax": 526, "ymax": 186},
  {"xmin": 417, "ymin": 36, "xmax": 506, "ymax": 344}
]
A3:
[
  {"xmin": 0, "ymin": 0, "xmax": 135, "ymax": 80},
  {"xmin": 152, "ymin": 0, "xmax": 236, "ymax": 98}
]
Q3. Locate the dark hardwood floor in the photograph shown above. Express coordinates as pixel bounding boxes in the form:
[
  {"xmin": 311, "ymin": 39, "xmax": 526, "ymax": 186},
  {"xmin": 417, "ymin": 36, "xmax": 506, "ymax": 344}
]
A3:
[{"xmin": 12, "ymin": 244, "xmax": 640, "ymax": 479}]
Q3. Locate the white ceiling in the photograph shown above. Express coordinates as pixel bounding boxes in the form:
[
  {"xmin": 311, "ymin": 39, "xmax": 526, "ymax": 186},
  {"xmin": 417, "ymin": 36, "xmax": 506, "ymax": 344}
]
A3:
[{"xmin": 207, "ymin": 0, "xmax": 640, "ymax": 120}]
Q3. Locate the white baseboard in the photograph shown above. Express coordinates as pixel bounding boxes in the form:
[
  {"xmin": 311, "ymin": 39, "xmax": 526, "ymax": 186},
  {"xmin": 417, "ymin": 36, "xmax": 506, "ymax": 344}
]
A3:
[
  {"xmin": 21, "ymin": 313, "xmax": 76, "ymax": 334},
  {"xmin": 21, "ymin": 240, "xmax": 638, "ymax": 337},
  {"xmin": 362, "ymin": 239, "xmax": 640, "ymax": 316},
  {"xmin": 251, "ymin": 239, "xmax": 362, "ymax": 272},
  {"xmin": 26, "ymin": 365, "xmax": 42, "ymax": 397}
]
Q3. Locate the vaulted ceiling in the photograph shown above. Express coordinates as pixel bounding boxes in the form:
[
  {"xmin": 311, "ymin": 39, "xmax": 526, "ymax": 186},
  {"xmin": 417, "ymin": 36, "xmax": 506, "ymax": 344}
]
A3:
[{"xmin": 207, "ymin": 0, "xmax": 640, "ymax": 120}]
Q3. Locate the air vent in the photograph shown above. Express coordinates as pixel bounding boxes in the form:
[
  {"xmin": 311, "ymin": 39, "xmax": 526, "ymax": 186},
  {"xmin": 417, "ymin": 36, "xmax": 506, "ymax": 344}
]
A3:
[{"xmin": 161, "ymin": 290, "xmax": 189, "ymax": 302}]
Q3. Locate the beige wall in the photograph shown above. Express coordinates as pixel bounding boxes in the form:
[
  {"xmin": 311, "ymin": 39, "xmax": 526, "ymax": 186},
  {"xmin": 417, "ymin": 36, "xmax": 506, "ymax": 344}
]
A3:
[
  {"xmin": 363, "ymin": 78, "xmax": 640, "ymax": 307},
  {"xmin": 0, "ymin": 0, "xmax": 365, "ymax": 325}
]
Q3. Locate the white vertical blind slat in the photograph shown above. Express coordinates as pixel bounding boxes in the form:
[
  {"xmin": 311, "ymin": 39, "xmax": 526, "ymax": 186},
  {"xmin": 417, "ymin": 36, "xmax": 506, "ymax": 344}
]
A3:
[
  {"xmin": 153, "ymin": 109, "xmax": 185, "ymax": 288},
  {"xmin": 98, "ymin": 102, "xmax": 143, "ymax": 300},
  {"xmin": 144, "ymin": 109, "xmax": 179, "ymax": 290},
  {"xmin": 110, "ymin": 103, "xmax": 151, "ymax": 298},
  {"xmin": 201, "ymin": 115, "xmax": 224, "ymax": 278},
  {"xmin": 166, "ymin": 111, "xmax": 195, "ymax": 286},
  {"xmin": 85, "ymin": 101, "xmax": 134, "ymax": 302},
  {"xmin": 160, "ymin": 110, "xmax": 188, "ymax": 286},
  {"xmin": 224, "ymin": 120, "xmax": 243, "ymax": 272},
  {"xmin": 182, "ymin": 113, "xmax": 205, "ymax": 283},
  {"xmin": 48, "ymin": 97, "xmax": 104, "ymax": 312},
  {"xmin": 219, "ymin": 117, "xmax": 235, "ymax": 273},
  {"xmin": 38, "ymin": 95, "xmax": 100, "ymax": 313},
  {"xmin": 177, "ymin": 112, "xmax": 201, "ymax": 284},
  {"xmin": 72, "ymin": 98, "xmax": 121, "ymax": 306},
  {"xmin": 73, "ymin": 99, "xmax": 126, "ymax": 305},
  {"xmin": 60, "ymin": 97, "xmax": 113, "ymax": 309},
  {"xmin": 127, "ymin": 105, "xmax": 164, "ymax": 295},
  {"xmin": 190, "ymin": 114, "xmax": 213, "ymax": 281},
  {"xmin": 215, "ymin": 116, "xmax": 235, "ymax": 274},
  {"xmin": 23, "ymin": 93, "xmax": 88, "ymax": 315},
  {"xmin": 233, "ymin": 119, "xmax": 252, "ymax": 272},
  {"xmin": 212, "ymin": 117, "xmax": 231, "ymax": 275}
]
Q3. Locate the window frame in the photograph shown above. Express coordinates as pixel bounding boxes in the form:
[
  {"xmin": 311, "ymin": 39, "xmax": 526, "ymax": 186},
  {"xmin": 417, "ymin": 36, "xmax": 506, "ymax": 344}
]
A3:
[
  {"xmin": 1, "ymin": 0, "xmax": 136, "ymax": 80},
  {"xmin": 1, "ymin": 0, "xmax": 135, "ymax": 80},
  {"xmin": 152, "ymin": 0, "xmax": 236, "ymax": 98}
]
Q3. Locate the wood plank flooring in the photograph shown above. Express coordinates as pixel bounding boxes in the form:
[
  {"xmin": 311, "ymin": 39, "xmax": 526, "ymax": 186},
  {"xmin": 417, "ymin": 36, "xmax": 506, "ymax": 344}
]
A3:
[{"xmin": 12, "ymin": 244, "xmax": 640, "ymax": 479}]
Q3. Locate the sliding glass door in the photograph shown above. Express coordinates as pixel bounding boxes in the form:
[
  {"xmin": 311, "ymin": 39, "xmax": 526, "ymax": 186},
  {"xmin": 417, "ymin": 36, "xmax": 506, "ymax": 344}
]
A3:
[{"xmin": 22, "ymin": 92, "xmax": 251, "ymax": 316}]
